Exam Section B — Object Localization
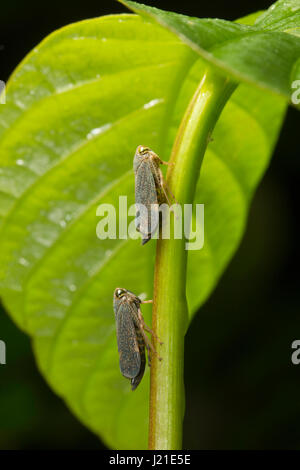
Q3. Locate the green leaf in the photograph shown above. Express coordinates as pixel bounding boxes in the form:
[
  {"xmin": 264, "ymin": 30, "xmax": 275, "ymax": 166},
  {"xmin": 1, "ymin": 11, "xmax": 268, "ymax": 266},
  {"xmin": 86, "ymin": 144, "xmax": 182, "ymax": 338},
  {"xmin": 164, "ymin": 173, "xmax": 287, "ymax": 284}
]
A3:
[
  {"xmin": 0, "ymin": 10, "xmax": 287, "ymax": 449},
  {"xmin": 254, "ymin": 0, "xmax": 300, "ymax": 34},
  {"xmin": 120, "ymin": 0, "xmax": 300, "ymax": 102}
]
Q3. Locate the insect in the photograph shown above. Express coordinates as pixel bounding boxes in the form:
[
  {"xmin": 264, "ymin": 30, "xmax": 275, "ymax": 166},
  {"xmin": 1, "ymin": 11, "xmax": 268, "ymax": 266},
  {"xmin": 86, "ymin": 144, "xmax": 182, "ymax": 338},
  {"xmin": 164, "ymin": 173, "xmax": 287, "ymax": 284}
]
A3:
[
  {"xmin": 133, "ymin": 145, "xmax": 173, "ymax": 245},
  {"xmin": 113, "ymin": 287, "xmax": 162, "ymax": 390}
]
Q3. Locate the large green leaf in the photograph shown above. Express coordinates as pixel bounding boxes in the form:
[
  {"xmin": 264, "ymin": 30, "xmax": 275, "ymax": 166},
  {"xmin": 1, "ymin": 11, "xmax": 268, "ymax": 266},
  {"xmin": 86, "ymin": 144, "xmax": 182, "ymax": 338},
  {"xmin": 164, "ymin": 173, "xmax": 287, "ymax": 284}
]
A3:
[
  {"xmin": 120, "ymin": 0, "xmax": 300, "ymax": 102},
  {"xmin": 0, "ymin": 9, "xmax": 288, "ymax": 449}
]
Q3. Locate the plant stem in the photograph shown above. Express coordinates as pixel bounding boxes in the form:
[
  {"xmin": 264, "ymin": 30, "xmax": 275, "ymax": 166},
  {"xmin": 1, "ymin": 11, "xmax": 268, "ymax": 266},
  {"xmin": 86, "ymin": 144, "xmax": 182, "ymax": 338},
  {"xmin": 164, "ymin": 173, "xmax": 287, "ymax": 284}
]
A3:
[{"xmin": 148, "ymin": 68, "xmax": 236, "ymax": 450}]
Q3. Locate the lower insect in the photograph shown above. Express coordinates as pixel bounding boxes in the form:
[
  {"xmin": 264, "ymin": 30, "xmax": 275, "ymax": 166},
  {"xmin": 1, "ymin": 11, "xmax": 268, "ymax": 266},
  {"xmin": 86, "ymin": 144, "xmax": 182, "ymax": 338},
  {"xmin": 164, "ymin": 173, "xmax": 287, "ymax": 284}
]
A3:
[{"xmin": 113, "ymin": 287, "xmax": 162, "ymax": 390}]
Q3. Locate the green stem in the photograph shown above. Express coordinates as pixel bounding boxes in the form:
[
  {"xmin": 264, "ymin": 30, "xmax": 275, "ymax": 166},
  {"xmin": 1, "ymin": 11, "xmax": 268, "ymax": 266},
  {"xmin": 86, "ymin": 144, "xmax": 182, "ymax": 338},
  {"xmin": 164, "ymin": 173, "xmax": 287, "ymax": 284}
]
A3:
[{"xmin": 148, "ymin": 68, "xmax": 236, "ymax": 450}]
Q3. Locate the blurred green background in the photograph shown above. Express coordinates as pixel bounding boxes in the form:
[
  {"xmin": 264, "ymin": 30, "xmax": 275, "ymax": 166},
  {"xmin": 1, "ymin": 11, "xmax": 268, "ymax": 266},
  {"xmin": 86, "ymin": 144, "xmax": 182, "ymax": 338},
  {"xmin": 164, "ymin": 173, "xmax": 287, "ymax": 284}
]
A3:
[{"xmin": 0, "ymin": 0, "xmax": 299, "ymax": 449}]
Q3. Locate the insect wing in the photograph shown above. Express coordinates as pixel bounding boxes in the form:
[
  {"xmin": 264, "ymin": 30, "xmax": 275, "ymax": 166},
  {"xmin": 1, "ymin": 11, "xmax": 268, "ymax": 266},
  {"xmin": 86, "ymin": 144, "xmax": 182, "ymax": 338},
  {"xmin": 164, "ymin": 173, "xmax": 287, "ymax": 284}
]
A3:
[
  {"xmin": 135, "ymin": 160, "xmax": 159, "ymax": 239},
  {"xmin": 131, "ymin": 341, "xmax": 146, "ymax": 390},
  {"xmin": 115, "ymin": 301, "xmax": 141, "ymax": 379}
]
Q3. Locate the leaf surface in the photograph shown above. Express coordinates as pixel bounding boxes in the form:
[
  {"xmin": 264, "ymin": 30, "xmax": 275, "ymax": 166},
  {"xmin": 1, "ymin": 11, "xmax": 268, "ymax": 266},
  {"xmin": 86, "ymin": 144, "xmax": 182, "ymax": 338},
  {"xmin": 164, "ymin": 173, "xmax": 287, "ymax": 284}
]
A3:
[
  {"xmin": 0, "ymin": 10, "xmax": 288, "ymax": 448},
  {"xmin": 120, "ymin": 0, "xmax": 300, "ymax": 103}
]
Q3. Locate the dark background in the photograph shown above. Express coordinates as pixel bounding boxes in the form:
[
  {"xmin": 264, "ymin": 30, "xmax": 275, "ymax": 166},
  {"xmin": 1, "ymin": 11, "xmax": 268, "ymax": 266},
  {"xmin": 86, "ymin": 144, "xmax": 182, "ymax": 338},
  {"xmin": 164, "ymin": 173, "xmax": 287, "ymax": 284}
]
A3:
[{"xmin": 0, "ymin": 0, "xmax": 299, "ymax": 450}]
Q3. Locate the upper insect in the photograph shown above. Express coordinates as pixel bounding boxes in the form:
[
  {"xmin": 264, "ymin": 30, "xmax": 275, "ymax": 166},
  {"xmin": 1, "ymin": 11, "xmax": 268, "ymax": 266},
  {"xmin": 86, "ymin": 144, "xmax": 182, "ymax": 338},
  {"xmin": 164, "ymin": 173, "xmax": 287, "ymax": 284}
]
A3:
[{"xmin": 133, "ymin": 145, "xmax": 172, "ymax": 245}]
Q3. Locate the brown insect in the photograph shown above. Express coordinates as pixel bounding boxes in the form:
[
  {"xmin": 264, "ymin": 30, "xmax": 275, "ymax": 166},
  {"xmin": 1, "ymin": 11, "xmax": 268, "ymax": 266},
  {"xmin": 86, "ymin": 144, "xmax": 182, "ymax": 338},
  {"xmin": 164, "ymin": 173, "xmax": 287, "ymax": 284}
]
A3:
[
  {"xmin": 113, "ymin": 288, "xmax": 162, "ymax": 390},
  {"xmin": 133, "ymin": 145, "xmax": 174, "ymax": 245}
]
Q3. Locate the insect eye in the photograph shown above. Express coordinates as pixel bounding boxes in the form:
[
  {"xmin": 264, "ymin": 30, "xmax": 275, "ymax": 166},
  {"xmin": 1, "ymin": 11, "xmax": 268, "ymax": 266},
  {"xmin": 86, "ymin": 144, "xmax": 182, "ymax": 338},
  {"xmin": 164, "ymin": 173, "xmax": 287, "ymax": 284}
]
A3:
[
  {"xmin": 116, "ymin": 288, "xmax": 124, "ymax": 298},
  {"xmin": 138, "ymin": 145, "xmax": 148, "ymax": 155}
]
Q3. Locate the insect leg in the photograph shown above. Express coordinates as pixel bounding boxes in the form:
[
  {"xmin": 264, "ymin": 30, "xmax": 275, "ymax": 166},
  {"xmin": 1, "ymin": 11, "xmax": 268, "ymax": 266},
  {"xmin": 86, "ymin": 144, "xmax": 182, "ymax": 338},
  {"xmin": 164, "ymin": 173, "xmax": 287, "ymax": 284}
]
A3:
[
  {"xmin": 142, "ymin": 322, "xmax": 163, "ymax": 346},
  {"xmin": 155, "ymin": 158, "xmax": 178, "ymax": 204},
  {"xmin": 156, "ymin": 154, "xmax": 174, "ymax": 168},
  {"xmin": 164, "ymin": 180, "xmax": 178, "ymax": 205},
  {"xmin": 140, "ymin": 301, "xmax": 163, "ymax": 344},
  {"xmin": 137, "ymin": 308, "xmax": 163, "ymax": 361},
  {"xmin": 157, "ymin": 166, "xmax": 179, "ymax": 206}
]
